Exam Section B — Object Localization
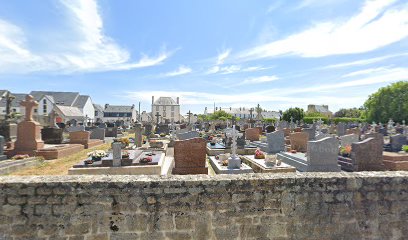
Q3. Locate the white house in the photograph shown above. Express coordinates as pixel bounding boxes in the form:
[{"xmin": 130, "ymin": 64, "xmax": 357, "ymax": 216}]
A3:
[
  {"xmin": 30, "ymin": 91, "xmax": 95, "ymax": 124},
  {"xmin": 151, "ymin": 96, "xmax": 181, "ymax": 123},
  {"xmin": 102, "ymin": 104, "xmax": 138, "ymax": 125}
]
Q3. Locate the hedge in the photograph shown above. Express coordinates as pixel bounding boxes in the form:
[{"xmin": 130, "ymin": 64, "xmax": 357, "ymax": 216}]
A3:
[{"xmin": 303, "ymin": 117, "xmax": 366, "ymax": 124}]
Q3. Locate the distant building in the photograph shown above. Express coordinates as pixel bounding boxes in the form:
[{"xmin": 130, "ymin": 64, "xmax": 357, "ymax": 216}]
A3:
[
  {"xmin": 93, "ymin": 104, "xmax": 104, "ymax": 123},
  {"xmin": 30, "ymin": 91, "xmax": 95, "ymax": 124},
  {"xmin": 102, "ymin": 104, "xmax": 137, "ymax": 125},
  {"xmin": 204, "ymin": 107, "xmax": 255, "ymax": 119},
  {"xmin": 151, "ymin": 96, "xmax": 181, "ymax": 123},
  {"xmin": 307, "ymin": 104, "xmax": 333, "ymax": 117},
  {"xmin": 140, "ymin": 111, "xmax": 152, "ymax": 123},
  {"xmin": 261, "ymin": 111, "xmax": 281, "ymax": 120}
]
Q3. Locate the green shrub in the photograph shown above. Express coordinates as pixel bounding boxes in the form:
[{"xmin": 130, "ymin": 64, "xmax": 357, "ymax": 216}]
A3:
[
  {"xmin": 303, "ymin": 117, "xmax": 329, "ymax": 124},
  {"xmin": 402, "ymin": 145, "xmax": 408, "ymax": 153}
]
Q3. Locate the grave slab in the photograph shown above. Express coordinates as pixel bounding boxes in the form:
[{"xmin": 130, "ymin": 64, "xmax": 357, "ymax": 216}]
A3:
[
  {"xmin": 240, "ymin": 155, "xmax": 295, "ymax": 173},
  {"xmin": 208, "ymin": 156, "xmax": 253, "ymax": 174}
]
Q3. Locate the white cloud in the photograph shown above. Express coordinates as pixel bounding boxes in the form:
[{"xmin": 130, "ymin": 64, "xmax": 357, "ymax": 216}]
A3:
[
  {"xmin": 322, "ymin": 52, "xmax": 408, "ymax": 69},
  {"xmin": 125, "ymin": 66, "xmax": 408, "ymax": 111},
  {"xmin": 163, "ymin": 65, "xmax": 192, "ymax": 77},
  {"xmin": 205, "ymin": 65, "xmax": 272, "ymax": 75},
  {"xmin": 0, "ymin": 0, "xmax": 170, "ymax": 74},
  {"xmin": 216, "ymin": 49, "xmax": 231, "ymax": 65},
  {"xmin": 341, "ymin": 67, "xmax": 390, "ymax": 78},
  {"xmin": 237, "ymin": 75, "xmax": 279, "ymax": 85},
  {"xmin": 238, "ymin": 0, "xmax": 408, "ymax": 60}
]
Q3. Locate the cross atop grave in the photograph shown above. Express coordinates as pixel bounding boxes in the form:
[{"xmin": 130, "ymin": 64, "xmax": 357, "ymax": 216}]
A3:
[
  {"xmin": 388, "ymin": 119, "xmax": 395, "ymax": 135},
  {"xmin": 20, "ymin": 95, "xmax": 38, "ymax": 121},
  {"xmin": 5, "ymin": 92, "xmax": 15, "ymax": 121},
  {"xmin": 187, "ymin": 110, "xmax": 192, "ymax": 125},
  {"xmin": 155, "ymin": 112, "xmax": 161, "ymax": 125}
]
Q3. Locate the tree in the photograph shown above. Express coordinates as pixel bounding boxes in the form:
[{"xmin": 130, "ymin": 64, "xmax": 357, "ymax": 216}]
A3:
[
  {"xmin": 282, "ymin": 107, "xmax": 304, "ymax": 122},
  {"xmin": 364, "ymin": 81, "xmax": 408, "ymax": 123},
  {"xmin": 334, "ymin": 108, "xmax": 364, "ymax": 118},
  {"xmin": 197, "ymin": 114, "xmax": 209, "ymax": 122},
  {"xmin": 209, "ymin": 110, "xmax": 232, "ymax": 121},
  {"xmin": 305, "ymin": 112, "xmax": 326, "ymax": 118}
]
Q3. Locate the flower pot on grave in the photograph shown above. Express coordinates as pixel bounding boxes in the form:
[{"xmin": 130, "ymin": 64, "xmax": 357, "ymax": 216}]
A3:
[{"xmin": 92, "ymin": 157, "xmax": 102, "ymax": 161}]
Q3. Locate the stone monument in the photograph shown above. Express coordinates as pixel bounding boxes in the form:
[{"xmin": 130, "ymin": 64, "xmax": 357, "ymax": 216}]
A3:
[
  {"xmin": 0, "ymin": 135, "xmax": 7, "ymax": 160},
  {"xmin": 14, "ymin": 95, "xmax": 44, "ymax": 156},
  {"xmin": 134, "ymin": 123, "xmax": 143, "ymax": 147},
  {"xmin": 227, "ymin": 125, "xmax": 241, "ymax": 169}
]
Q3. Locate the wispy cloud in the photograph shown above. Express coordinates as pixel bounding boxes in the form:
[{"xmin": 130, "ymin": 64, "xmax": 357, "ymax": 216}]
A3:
[
  {"xmin": 238, "ymin": 0, "xmax": 408, "ymax": 60},
  {"xmin": 0, "ymin": 0, "xmax": 171, "ymax": 74},
  {"xmin": 341, "ymin": 67, "xmax": 390, "ymax": 78},
  {"xmin": 216, "ymin": 49, "xmax": 231, "ymax": 65},
  {"xmin": 163, "ymin": 65, "xmax": 192, "ymax": 77},
  {"xmin": 125, "ymin": 66, "xmax": 408, "ymax": 110},
  {"xmin": 205, "ymin": 65, "xmax": 273, "ymax": 75},
  {"xmin": 322, "ymin": 52, "xmax": 408, "ymax": 69},
  {"xmin": 237, "ymin": 75, "xmax": 279, "ymax": 86}
]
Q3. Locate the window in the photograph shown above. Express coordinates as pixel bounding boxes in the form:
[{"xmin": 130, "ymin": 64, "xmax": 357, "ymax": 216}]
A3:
[
  {"xmin": 156, "ymin": 106, "xmax": 159, "ymax": 111},
  {"xmin": 95, "ymin": 111, "xmax": 98, "ymax": 116},
  {"xmin": 163, "ymin": 112, "xmax": 166, "ymax": 117},
  {"xmin": 43, "ymin": 99, "xmax": 47, "ymax": 104},
  {"xmin": 171, "ymin": 106, "xmax": 174, "ymax": 111},
  {"xmin": 34, "ymin": 108, "xmax": 38, "ymax": 113}
]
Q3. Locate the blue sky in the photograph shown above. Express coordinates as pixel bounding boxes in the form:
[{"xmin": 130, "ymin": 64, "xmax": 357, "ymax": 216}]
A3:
[{"xmin": 1, "ymin": 0, "xmax": 408, "ymax": 114}]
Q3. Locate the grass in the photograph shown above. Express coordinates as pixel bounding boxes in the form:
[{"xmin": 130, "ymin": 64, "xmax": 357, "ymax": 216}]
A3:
[{"xmin": 10, "ymin": 143, "xmax": 111, "ymax": 176}]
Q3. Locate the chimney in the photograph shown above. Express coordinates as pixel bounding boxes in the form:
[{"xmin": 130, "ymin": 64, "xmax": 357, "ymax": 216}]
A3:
[
  {"xmin": 216, "ymin": 107, "xmax": 218, "ymax": 111},
  {"xmin": 230, "ymin": 107, "xmax": 232, "ymax": 110},
  {"xmin": 104, "ymin": 104, "xmax": 109, "ymax": 109},
  {"xmin": 176, "ymin": 97, "xmax": 179, "ymax": 104},
  {"xmin": 152, "ymin": 96, "xmax": 154, "ymax": 105}
]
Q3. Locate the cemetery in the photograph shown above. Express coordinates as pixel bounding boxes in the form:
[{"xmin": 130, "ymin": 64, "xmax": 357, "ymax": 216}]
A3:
[{"xmin": 1, "ymin": 85, "xmax": 408, "ymax": 239}]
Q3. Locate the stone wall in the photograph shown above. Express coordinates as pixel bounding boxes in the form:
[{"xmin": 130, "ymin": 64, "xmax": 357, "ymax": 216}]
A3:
[{"xmin": 0, "ymin": 172, "xmax": 407, "ymax": 239}]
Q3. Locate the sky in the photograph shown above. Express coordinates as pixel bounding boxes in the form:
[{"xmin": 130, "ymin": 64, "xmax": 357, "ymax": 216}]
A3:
[{"xmin": 1, "ymin": 0, "xmax": 408, "ymax": 115}]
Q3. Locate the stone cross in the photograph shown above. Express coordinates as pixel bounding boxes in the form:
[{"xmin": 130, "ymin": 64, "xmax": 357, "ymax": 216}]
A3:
[
  {"xmin": 155, "ymin": 112, "xmax": 161, "ymax": 125},
  {"xmin": 20, "ymin": 95, "xmax": 38, "ymax": 121},
  {"xmin": 249, "ymin": 108, "xmax": 254, "ymax": 128},
  {"xmin": 227, "ymin": 125, "xmax": 242, "ymax": 169},
  {"xmin": 5, "ymin": 92, "xmax": 15, "ymax": 120},
  {"xmin": 187, "ymin": 110, "xmax": 192, "ymax": 125}
]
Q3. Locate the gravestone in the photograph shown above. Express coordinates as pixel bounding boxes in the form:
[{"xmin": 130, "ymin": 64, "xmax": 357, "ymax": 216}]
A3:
[
  {"xmin": 283, "ymin": 128, "xmax": 291, "ymax": 137},
  {"xmin": 315, "ymin": 133, "xmax": 332, "ymax": 141},
  {"xmin": 69, "ymin": 131, "xmax": 90, "ymax": 145},
  {"xmin": 245, "ymin": 128, "xmax": 260, "ymax": 141},
  {"xmin": 0, "ymin": 135, "xmax": 6, "ymax": 160},
  {"xmin": 265, "ymin": 125, "xmax": 275, "ymax": 133},
  {"xmin": 329, "ymin": 125, "xmax": 336, "ymax": 134},
  {"xmin": 346, "ymin": 128, "xmax": 360, "ymax": 136},
  {"xmin": 112, "ymin": 142, "xmax": 122, "ymax": 167},
  {"xmin": 156, "ymin": 124, "xmax": 169, "ymax": 135},
  {"xmin": 144, "ymin": 124, "xmax": 153, "ymax": 136},
  {"xmin": 105, "ymin": 127, "xmax": 118, "ymax": 138},
  {"xmin": 351, "ymin": 138, "xmax": 385, "ymax": 171},
  {"xmin": 90, "ymin": 128, "xmax": 105, "ymax": 141},
  {"xmin": 321, "ymin": 128, "xmax": 328, "ymax": 134},
  {"xmin": 302, "ymin": 128, "xmax": 315, "ymax": 140},
  {"xmin": 173, "ymin": 138, "xmax": 208, "ymax": 174},
  {"xmin": 134, "ymin": 123, "xmax": 142, "ymax": 147},
  {"xmin": 67, "ymin": 125, "xmax": 85, "ymax": 132},
  {"xmin": 41, "ymin": 127, "xmax": 64, "ymax": 144},
  {"xmin": 177, "ymin": 131, "xmax": 199, "ymax": 140},
  {"xmin": 307, "ymin": 137, "xmax": 341, "ymax": 171},
  {"xmin": 14, "ymin": 95, "xmax": 45, "ymax": 156},
  {"xmin": 289, "ymin": 132, "xmax": 309, "ymax": 152},
  {"xmin": 390, "ymin": 134, "xmax": 407, "ymax": 152},
  {"xmin": 339, "ymin": 134, "xmax": 359, "ymax": 147},
  {"xmin": 236, "ymin": 135, "xmax": 246, "ymax": 149},
  {"xmin": 266, "ymin": 130, "xmax": 285, "ymax": 153},
  {"xmin": 0, "ymin": 122, "xmax": 17, "ymax": 143},
  {"xmin": 337, "ymin": 123, "xmax": 346, "ymax": 136}
]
